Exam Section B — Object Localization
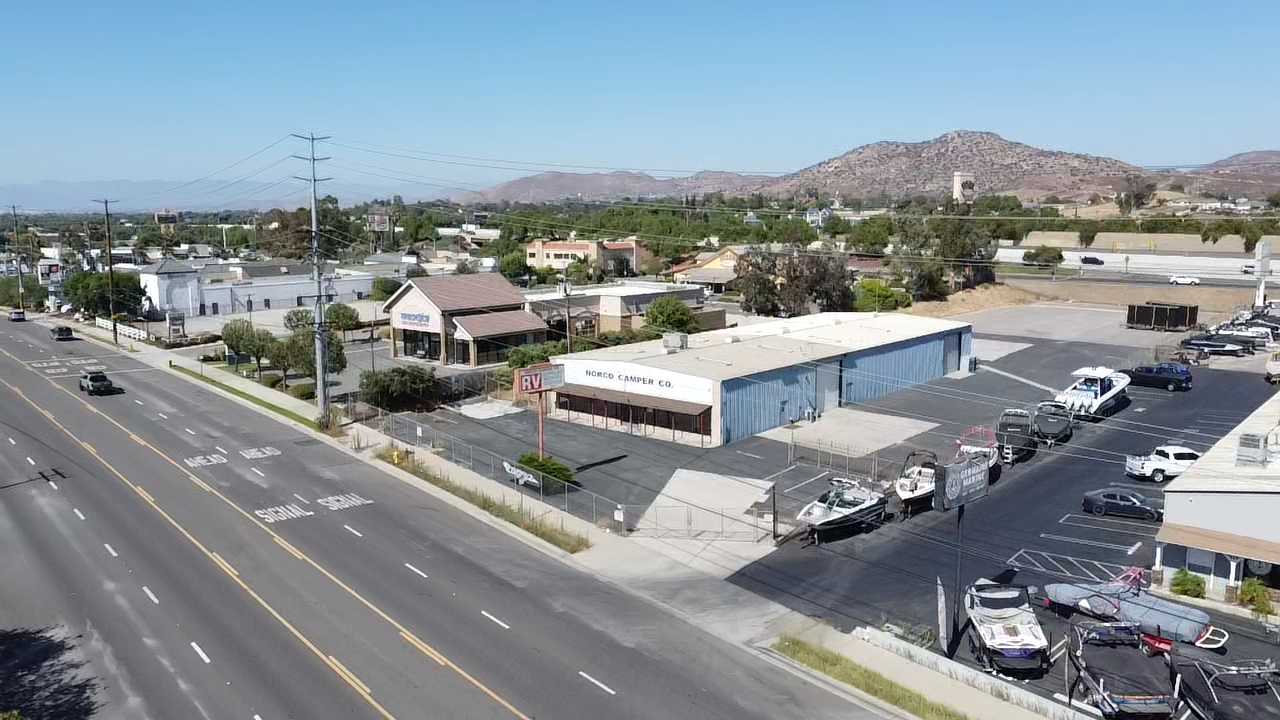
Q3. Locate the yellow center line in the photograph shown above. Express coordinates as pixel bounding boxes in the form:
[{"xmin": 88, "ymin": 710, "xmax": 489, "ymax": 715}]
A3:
[{"xmin": 0, "ymin": 345, "xmax": 532, "ymax": 720}]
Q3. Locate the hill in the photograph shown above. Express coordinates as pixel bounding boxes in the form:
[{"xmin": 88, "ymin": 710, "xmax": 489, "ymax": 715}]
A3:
[{"xmin": 452, "ymin": 169, "xmax": 773, "ymax": 204}]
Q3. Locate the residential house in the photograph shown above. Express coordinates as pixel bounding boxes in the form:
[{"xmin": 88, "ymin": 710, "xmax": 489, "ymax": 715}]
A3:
[
  {"xmin": 805, "ymin": 208, "xmax": 832, "ymax": 229},
  {"xmin": 523, "ymin": 237, "xmax": 650, "ymax": 274},
  {"xmin": 673, "ymin": 245, "xmax": 749, "ymax": 293}
]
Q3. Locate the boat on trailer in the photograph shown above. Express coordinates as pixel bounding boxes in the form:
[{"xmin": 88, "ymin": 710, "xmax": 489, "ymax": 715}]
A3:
[
  {"xmin": 797, "ymin": 477, "xmax": 888, "ymax": 530},
  {"xmin": 1032, "ymin": 400, "xmax": 1074, "ymax": 446},
  {"xmin": 997, "ymin": 409, "xmax": 1037, "ymax": 463},
  {"xmin": 1056, "ymin": 366, "xmax": 1130, "ymax": 416},
  {"xmin": 893, "ymin": 450, "xmax": 940, "ymax": 511}
]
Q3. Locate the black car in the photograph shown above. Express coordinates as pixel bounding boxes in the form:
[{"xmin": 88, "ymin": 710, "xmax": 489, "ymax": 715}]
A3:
[
  {"xmin": 1082, "ymin": 489, "xmax": 1163, "ymax": 520},
  {"xmin": 51, "ymin": 326, "xmax": 73, "ymax": 341},
  {"xmin": 1182, "ymin": 337, "xmax": 1247, "ymax": 357},
  {"xmin": 1080, "ymin": 256, "xmax": 1105, "ymax": 265},
  {"xmin": 1121, "ymin": 363, "xmax": 1192, "ymax": 391}
]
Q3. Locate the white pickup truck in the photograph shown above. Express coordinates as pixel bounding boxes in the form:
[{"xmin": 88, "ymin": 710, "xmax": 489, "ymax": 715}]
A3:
[{"xmin": 1124, "ymin": 445, "xmax": 1201, "ymax": 483}]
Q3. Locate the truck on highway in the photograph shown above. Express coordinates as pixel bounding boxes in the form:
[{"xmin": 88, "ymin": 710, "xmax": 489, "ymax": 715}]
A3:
[{"xmin": 1124, "ymin": 445, "xmax": 1201, "ymax": 484}]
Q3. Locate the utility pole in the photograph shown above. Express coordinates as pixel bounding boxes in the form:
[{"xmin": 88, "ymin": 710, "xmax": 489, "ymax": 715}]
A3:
[
  {"xmin": 8, "ymin": 205, "xmax": 23, "ymax": 312},
  {"xmin": 292, "ymin": 133, "xmax": 332, "ymax": 427},
  {"xmin": 95, "ymin": 199, "xmax": 118, "ymax": 344}
]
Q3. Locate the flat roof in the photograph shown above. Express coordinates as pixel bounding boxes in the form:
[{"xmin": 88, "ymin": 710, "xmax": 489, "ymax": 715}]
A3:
[
  {"xmin": 524, "ymin": 281, "xmax": 700, "ymax": 301},
  {"xmin": 1165, "ymin": 389, "xmax": 1280, "ymax": 493},
  {"xmin": 555, "ymin": 312, "xmax": 970, "ymax": 381}
]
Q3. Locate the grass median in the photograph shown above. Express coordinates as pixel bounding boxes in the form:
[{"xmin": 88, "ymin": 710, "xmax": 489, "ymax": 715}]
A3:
[
  {"xmin": 171, "ymin": 364, "xmax": 320, "ymax": 430},
  {"xmin": 376, "ymin": 446, "xmax": 591, "ymax": 554},
  {"xmin": 773, "ymin": 635, "xmax": 969, "ymax": 720}
]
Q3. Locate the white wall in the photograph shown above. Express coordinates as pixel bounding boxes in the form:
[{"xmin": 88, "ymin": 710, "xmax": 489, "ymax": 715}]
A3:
[
  {"xmin": 386, "ymin": 287, "xmax": 444, "ymax": 334},
  {"xmin": 1164, "ymin": 491, "xmax": 1280, "ymax": 545},
  {"xmin": 197, "ymin": 274, "xmax": 373, "ymax": 316},
  {"xmin": 555, "ymin": 357, "xmax": 714, "ymax": 405}
]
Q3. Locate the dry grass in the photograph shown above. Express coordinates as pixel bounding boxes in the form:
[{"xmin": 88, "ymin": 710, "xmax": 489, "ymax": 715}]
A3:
[
  {"xmin": 773, "ymin": 636, "xmax": 970, "ymax": 720},
  {"xmin": 1004, "ymin": 278, "xmax": 1253, "ymax": 316},
  {"xmin": 900, "ymin": 283, "xmax": 1042, "ymax": 318}
]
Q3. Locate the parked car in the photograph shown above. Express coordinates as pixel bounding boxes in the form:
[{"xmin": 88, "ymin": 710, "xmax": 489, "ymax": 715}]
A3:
[
  {"xmin": 1182, "ymin": 337, "xmax": 1246, "ymax": 357},
  {"xmin": 1082, "ymin": 488, "xmax": 1163, "ymax": 520},
  {"xmin": 50, "ymin": 326, "xmax": 73, "ymax": 341},
  {"xmin": 1125, "ymin": 445, "xmax": 1201, "ymax": 483},
  {"xmin": 1120, "ymin": 363, "xmax": 1192, "ymax": 391},
  {"xmin": 78, "ymin": 372, "xmax": 114, "ymax": 396},
  {"xmin": 8, "ymin": 310, "xmax": 25, "ymax": 321},
  {"xmin": 1080, "ymin": 256, "xmax": 1105, "ymax": 266},
  {"xmin": 1169, "ymin": 275, "xmax": 1201, "ymax": 286}
]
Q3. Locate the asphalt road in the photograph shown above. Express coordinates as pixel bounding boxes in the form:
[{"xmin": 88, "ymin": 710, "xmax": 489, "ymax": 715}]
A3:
[
  {"xmin": 1001, "ymin": 270, "xmax": 1260, "ymax": 288},
  {"xmin": 0, "ymin": 321, "xmax": 872, "ymax": 720}
]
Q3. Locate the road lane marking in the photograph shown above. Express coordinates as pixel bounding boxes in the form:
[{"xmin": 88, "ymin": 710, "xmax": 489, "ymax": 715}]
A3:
[
  {"xmin": 734, "ymin": 450, "xmax": 763, "ymax": 459},
  {"xmin": 1128, "ymin": 542, "xmax": 1143, "ymax": 556},
  {"xmin": 786, "ymin": 471, "xmax": 829, "ymax": 494},
  {"xmin": 215, "ymin": 446, "xmax": 227, "ymax": 454},
  {"xmin": 401, "ymin": 631, "xmax": 447, "ymax": 666},
  {"xmin": 251, "ymin": 467, "xmax": 265, "ymax": 477},
  {"xmin": 978, "ymin": 364, "xmax": 1058, "ymax": 392},
  {"xmin": 293, "ymin": 493, "xmax": 310, "ymax": 504},
  {"xmin": 274, "ymin": 537, "xmax": 305, "ymax": 560},
  {"xmin": 157, "ymin": 412, "xmax": 168, "ymax": 419},
  {"xmin": 25, "ymin": 456, "xmax": 33, "ymax": 465},
  {"xmin": 328, "ymin": 656, "xmax": 370, "ymax": 694},
  {"xmin": 191, "ymin": 642, "xmax": 211, "ymax": 664},
  {"xmin": 184, "ymin": 454, "xmax": 227, "ymax": 468},
  {"xmin": 578, "ymin": 671, "xmax": 616, "ymax": 696},
  {"xmin": 135, "ymin": 487, "xmax": 156, "ymax": 503},
  {"xmin": 481, "ymin": 611, "xmax": 510, "ymax": 630},
  {"xmin": 1039, "ymin": 533, "xmax": 1134, "ymax": 552},
  {"xmin": 1058, "ymin": 514, "xmax": 1158, "ymax": 537},
  {"xmin": 143, "ymin": 586, "xmax": 159, "ymax": 605},
  {"xmin": 1108, "ymin": 482, "xmax": 1164, "ymax": 493},
  {"xmin": 7, "ymin": 437, "xmax": 13, "ymax": 444},
  {"xmin": 134, "ymin": 399, "xmax": 143, "ymax": 405},
  {"xmin": 240, "ymin": 446, "xmax": 281, "ymax": 460},
  {"xmin": 404, "ymin": 563, "xmax": 428, "ymax": 578},
  {"xmin": 48, "ymin": 481, "xmax": 58, "ymax": 490},
  {"xmin": 104, "ymin": 543, "xmax": 118, "ymax": 558},
  {"xmin": 763, "ymin": 464, "xmax": 797, "ymax": 481},
  {"xmin": 0, "ymin": 351, "xmax": 526, "ymax": 720},
  {"xmin": 344, "ymin": 525, "xmax": 363, "ymax": 538},
  {"xmin": 211, "ymin": 553, "xmax": 239, "ymax": 577},
  {"xmin": 184, "ymin": 428, "xmax": 196, "ymax": 436},
  {"xmin": 73, "ymin": 508, "xmax": 86, "ymax": 521}
]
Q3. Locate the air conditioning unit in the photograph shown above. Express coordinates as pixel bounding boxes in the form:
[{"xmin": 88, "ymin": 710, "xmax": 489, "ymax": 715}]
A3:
[
  {"xmin": 1238, "ymin": 433, "xmax": 1269, "ymax": 466},
  {"xmin": 662, "ymin": 332, "xmax": 689, "ymax": 350},
  {"xmin": 723, "ymin": 336, "xmax": 740, "ymax": 344}
]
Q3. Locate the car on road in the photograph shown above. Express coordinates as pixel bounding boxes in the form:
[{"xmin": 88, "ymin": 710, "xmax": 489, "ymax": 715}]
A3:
[
  {"xmin": 51, "ymin": 326, "xmax": 73, "ymax": 341},
  {"xmin": 8, "ymin": 310, "xmax": 25, "ymax": 321},
  {"xmin": 1082, "ymin": 488, "xmax": 1163, "ymax": 520},
  {"xmin": 1125, "ymin": 445, "xmax": 1201, "ymax": 483},
  {"xmin": 1182, "ymin": 337, "xmax": 1247, "ymax": 357},
  {"xmin": 1080, "ymin": 256, "xmax": 1104, "ymax": 265},
  {"xmin": 1169, "ymin": 274, "xmax": 1201, "ymax": 286},
  {"xmin": 78, "ymin": 371, "xmax": 115, "ymax": 396},
  {"xmin": 1120, "ymin": 363, "xmax": 1192, "ymax": 391},
  {"xmin": 1243, "ymin": 263, "xmax": 1256, "ymax": 274}
]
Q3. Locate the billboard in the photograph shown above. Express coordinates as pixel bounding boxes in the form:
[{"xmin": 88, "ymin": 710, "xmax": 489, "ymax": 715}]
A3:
[
  {"xmin": 518, "ymin": 363, "xmax": 565, "ymax": 394},
  {"xmin": 367, "ymin": 214, "xmax": 392, "ymax": 233},
  {"xmin": 932, "ymin": 454, "xmax": 990, "ymax": 512}
]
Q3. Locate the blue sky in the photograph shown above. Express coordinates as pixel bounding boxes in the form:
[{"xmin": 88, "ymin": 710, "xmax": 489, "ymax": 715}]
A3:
[{"xmin": 5, "ymin": 0, "xmax": 1278, "ymax": 190}]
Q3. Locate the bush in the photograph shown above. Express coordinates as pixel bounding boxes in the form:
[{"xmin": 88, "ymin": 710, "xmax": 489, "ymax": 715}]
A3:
[
  {"xmin": 517, "ymin": 452, "xmax": 574, "ymax": 493},
  {"xmin": 1021, "ymin": 245, "xmax": 1064, "ymax": 267},
  {"xmin": 854, "ymin": 279, "xmax": 900, "ymax": 312},
  {"xmin": 1171, "ymin": 568, "xmax": 1206, "ymax": 598},
  {"xmin": 199, "ymin": 351, "xmax": 225, "ymax": 363},
  {"xmin": 260, "ymin": 373, "xmax": 284, "ymax": 389},
  {"xmin": 1239, "ymin": 577, "xmax": 1274, "ymax": 619},
  {"xmin": 288, "ymin": 383, "xmax": 317, "ymax": 400}
]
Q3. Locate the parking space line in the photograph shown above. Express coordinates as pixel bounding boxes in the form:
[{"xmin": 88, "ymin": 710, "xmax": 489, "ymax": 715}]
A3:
[
  {"xmin": 786, "ymin": 471, "xmax": 830, "ymax": 494},
  {"xmin": 1040, "ymin": 533, "xmax": 1134, "ymax": 552},
  {"xmin": 1127, "ymin": 542, "xmax": 1143, "ymax": 556},
  {"xmin": 1066, "ymin": 557, "xmax": 1104, "ymax": 582},
  {"xmin": 1058, "ymin": 514, "xmax": 1158, "ymax": 537},
  {"xmin": 1108, "ymin": 482, "xmax": 1163, "ymax": 493}
]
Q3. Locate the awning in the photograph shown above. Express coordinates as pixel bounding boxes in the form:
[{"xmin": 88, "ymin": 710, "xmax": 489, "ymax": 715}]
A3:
[
  {"xmin": 1157, "ymin": 523, "xmax": 1280, "ymax": 565},
  {"xmin": 556, "ymin": 383, "xmax": 711, "ymax": 416},
  {"xmin": 454, "ymin": 310, "xmax": 548, "ymax": 340}
]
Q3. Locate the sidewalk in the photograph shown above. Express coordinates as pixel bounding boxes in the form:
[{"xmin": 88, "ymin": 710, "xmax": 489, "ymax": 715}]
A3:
[{"xmin": 45, "ymin": 315, "xmax": 1090, "ymax": 720}]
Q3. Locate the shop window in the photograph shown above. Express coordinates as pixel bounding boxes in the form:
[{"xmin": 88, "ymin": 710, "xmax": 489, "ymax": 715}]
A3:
[
  {"xmin": 263, "ymin": 298, "xmax": 271, "ymax": 309},
  {"xmin": 1187, "ymin": 548, "xmax": 1215, "ymax": 576},
  {"xmin": 211, "ymin": 302, "xmax": 219, "ymax": 315}
]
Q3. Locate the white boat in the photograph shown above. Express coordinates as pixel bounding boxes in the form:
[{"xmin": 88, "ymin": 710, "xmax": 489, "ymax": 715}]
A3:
[
  {"xmin": 955, "ymin": 426, "xmax": 999, "ymax": 469},
  {"xmin": 894, "ymin": 450, "xmax": 940, "ymax": 504},
  {"xmin": 965, "ymin": 579, "xmax": 1051, "ymax": 675},
  {"xmin": 797, "ymin": 478, "xmax": 887, "ymax": 529},
  {"xmin": 1055, "ymin": 366, "xmax": 1130, "ymax": 415}
]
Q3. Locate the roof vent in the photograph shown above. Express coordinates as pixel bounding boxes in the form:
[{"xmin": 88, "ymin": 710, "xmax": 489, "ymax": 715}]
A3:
[
  {"xmin": 662, "ymin": 332, "xmax": 689, "ymax": 350},
  {"xmin": 1238, "ymin": 433, "xmax": 1269, "ymax": 466},
  {"xmin": 723, "ymin": 336, "xmax": 740, "ymax": 344}
]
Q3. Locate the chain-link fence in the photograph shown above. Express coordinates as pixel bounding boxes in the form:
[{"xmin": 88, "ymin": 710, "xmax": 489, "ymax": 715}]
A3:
[{"xmin": 788, "ymin": 438, "xmax": 891, "ymax": 484}]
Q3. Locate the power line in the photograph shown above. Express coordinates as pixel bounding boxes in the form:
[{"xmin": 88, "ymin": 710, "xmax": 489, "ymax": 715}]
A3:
[
  {"xmin": 122, "ymin": 135, "xmax": 293, "ymax": 204},
  {"xmin": 292, "ymin": 133, "xmax": 334, "ymax": 427}
]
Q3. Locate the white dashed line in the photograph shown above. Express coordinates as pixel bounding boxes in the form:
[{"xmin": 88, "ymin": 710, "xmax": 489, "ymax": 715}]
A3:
[
  {"xmin": 481, "ymin": 611, "xmax": 510, "ymax": 630},
  {"xmin": 143, "ymin": 586, "xmax": 159, "ymax": 605},
  {"xmin": 25, "ymin": 456, "xmax": 34, "ymax": 466},
  {"xmin": 190, "ymin": 642, "xmax": 211, "ymax": 664},
  {"xmin": 104, "ymin": 544, "xmax": 118, "ymax": 558},
  {"xmin": 73, "ymin": 509, "xmax": 86, "ymax": 521},
  {"xmin": 251, "ymin": 468, "xmax": 265, "ymax": 477},
  {"xmin": 734, "ymin": 450, "xmax": 763, "ymax": 459},
  {"xmin": 215, "ymin": 446, "xmax": 227, "ymax": 454},
  {"xmin": 404, "ymin": 563, "xmax": 428, "ymax": 579},
  {"xmin": 134, "ymin": 399, "xmax": 144, "ymax": 405},
  {"xmin": 7, "ymin": 437, "xmax": 13, "ymax": 444},
  {"xmin": 157, "ymin": 412, "xmax": 168, "ymax": 419},
  {"xmin": 343, "ymin": 525, "xmax": 363, "ymax": 538},
  {"xmin": 48, "ymin": 481, "xmax": 58, "ymax": 490},
  {"xmin": 293, "ymin": 493, "xmax": 309, "ymax": 504},
  {"xmin": 578, "ymin": 671, "xmax": 616, "ymax": 695},
  {"xmin": 184, "ymin": 428, "xmax": 196, "ymax": 436}
]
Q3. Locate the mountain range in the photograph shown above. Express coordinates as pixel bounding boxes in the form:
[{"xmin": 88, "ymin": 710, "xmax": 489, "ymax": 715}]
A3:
[{"xmin": 452, "ymin": 131, "xmax": 1280, "ymax": 204}]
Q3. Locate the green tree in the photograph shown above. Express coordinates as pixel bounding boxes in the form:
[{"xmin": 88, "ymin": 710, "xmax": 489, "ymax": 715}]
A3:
[
  {"xmin": 266, "ymin": 336, "xmax": 294, "ymax": 388},
  {"xmin": 644, "ymin": 296, "xmax": 697, "ymax": 333},
  {"xmin": 220, "ymin": 318, "xmax": 255, "ymax": 356},
  {"xmin": 405, "ymin": 266, "xmax": 428, "ymax": 279},
  {"xmin": 63, "ymin": 270, "xmax": 145, "ymax": 317},
  {"xmin": 499, "ymin": 251, "xmax": 530, "ymax": 280},
  {"xmin": 371, "ymin": 276, "xmax": 403, "ymax": 301},
  {"xmin": 289, "ymin": 329, "xmax": 346, "ymax": 377},
  {"xmin": 284, "ymin": 308, "xmax": 313, "ymax": 332},
  {"xmin": 246, "ymin": 327, "xmax": 277, "ymax": 376},
  {"xmin": 640, "ymin": 256, "xmax": 665, "ymax": 276},
  {"xmin": 1077, "ymin": 221, "xmax": 1100, "ymax": 248},
  {"xmin": 823, "ymin": 215, "xmax": 853, "ymax": 237},
  {"xmin": 455, "ymin": 259, "xmax": 478, "ymax": 274},
  {"xmin": 850, "ymin": 216, "xmax": 893, "ymax": 255},
  {"xmin": 735, "ymin": 251, "xmax": 781, "ymax": 316},
  {"xmin": 1021, "ymin": 246, "xmax": 1064, "ymax": 267},
  {"xmin": 325, "ymin": 303, "xmax": 361, "ymax": 341},
  {"xmin": 854, "ymin": 279, "xmax": 900, "ymax": 312},
  {"xmin": 1117, "ymin": 175, "xmax": 1157, "ymax": 214},
  {"xmin": 1040, "ymin": 195, "xmax": 1065, "ymax": 205},
  {"xmin": 517, "ymin": 452, "xmax": 574, "ymax": 493},
  {"xmin": 1268, "ymin": 192, "xmax": 1280, "ymax": 209},
  {"xmin": 359, "ymin": 365, "xmax": 440, "ymax": 411}
]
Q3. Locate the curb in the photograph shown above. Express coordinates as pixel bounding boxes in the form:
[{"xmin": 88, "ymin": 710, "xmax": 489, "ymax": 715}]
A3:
[{"xmin": 751, "ymin": 638, "xmax": 927, "ymax": 720}]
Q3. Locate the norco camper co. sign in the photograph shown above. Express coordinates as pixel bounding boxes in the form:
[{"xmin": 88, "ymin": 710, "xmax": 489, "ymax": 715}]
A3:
[{"xmin": 558, "ymin": 359, "xmax": 713, "ymax": 405}]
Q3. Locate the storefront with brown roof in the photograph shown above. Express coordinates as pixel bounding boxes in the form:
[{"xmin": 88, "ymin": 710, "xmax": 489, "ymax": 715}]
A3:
[{"xmin": 382, "ymin": 273, "xmax": 548, "ymax": 367}]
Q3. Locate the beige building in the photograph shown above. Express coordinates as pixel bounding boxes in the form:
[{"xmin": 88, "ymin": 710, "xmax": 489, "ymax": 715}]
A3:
[
  {"xmin": 523, "ymin": 237, "xmax": 651, "ymax": 274},
  {"xmin": 524, "ymin": 280, "xmax": 724, "ymax": 337}
]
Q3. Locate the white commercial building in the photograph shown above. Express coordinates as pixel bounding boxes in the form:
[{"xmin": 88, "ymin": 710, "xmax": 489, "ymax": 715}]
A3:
[{"xmin": 140, "ymin": 259, "xmax": 375, "ymax": 318}]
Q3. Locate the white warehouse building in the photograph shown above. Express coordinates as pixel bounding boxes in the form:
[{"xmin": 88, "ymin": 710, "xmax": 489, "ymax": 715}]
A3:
[{"xmin": 549, "ymin": 312, "xmax": 973, "ymax": 446}]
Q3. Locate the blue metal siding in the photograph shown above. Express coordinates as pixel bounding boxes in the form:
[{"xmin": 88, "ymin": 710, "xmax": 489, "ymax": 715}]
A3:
[
  {"xmin": 841, "ymin": 331, "xmax": 952, "ymax": 404},
  {"xmin": 721, "ymin": 360, "xmax": 837, "ymax": 444},
  {"xmin": 961, "ymin": 329, "xmax": 973, "ymax": 357}
]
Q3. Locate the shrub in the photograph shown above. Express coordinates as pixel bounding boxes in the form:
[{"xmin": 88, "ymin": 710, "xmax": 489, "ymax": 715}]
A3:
[
  {"xmin": 260, "ymin": 373, "xmax": 284, "ymax": 389},
  {"xmin": 1239, "ymin": 577, "xmax": 1274, "ymax": 619},
  {"xmin": 854, "ymin": 279, "xmax": 900, "ymax": 312},
  {"xmin": 1171, "ymin": 568, "xmax": 1206, "ymax": 598},
  {"xmin": 517, "ymin": 452, "xmax": 574, "ymax": 493},
  {"xmin": 289, "ymin": 383, "xmax": 317, "ymax": 400}
]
